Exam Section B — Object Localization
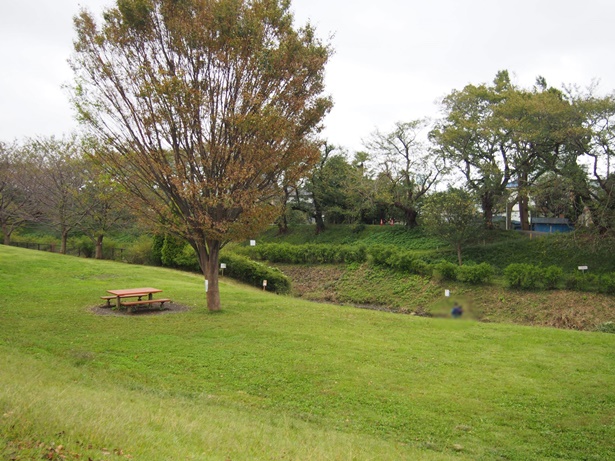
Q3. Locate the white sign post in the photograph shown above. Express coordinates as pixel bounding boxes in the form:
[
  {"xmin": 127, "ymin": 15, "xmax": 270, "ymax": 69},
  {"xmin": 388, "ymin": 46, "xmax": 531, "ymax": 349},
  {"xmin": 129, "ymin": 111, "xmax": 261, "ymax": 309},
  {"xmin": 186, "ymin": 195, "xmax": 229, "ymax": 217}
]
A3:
[
  {"xmin": 262, "ymin": 279, "xmax": 267, "ymax": 291},
  {"xmin": 250, "ymin": 240, "xmax": 256, "ymax": 246},
  {"xmin": 220, "ymin": 263, "xmax": 226, "ymax": 276},
  {"xmin": 578, "ymin": 265, "xmax": 588, "ymax": 274},
  {"xmin": 445, "ymin": 289, "xmax": 450, "ymax": 297}
]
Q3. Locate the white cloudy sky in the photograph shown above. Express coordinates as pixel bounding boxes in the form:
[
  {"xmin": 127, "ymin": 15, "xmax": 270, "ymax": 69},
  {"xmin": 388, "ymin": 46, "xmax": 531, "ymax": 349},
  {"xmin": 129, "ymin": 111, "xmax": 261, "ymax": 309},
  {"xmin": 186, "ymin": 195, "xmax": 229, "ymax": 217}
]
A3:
[{"xmin": 1, "ymin": 0, "xmax": 614, "ymax": 152}]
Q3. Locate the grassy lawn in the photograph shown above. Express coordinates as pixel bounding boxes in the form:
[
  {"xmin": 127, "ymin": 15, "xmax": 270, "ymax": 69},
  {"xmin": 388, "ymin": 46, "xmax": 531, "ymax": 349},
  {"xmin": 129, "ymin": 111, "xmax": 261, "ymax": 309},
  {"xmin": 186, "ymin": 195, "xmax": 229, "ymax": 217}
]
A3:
[{"xmin": 1, "ymin": 245, "xmax": 614, "ymax": 460}]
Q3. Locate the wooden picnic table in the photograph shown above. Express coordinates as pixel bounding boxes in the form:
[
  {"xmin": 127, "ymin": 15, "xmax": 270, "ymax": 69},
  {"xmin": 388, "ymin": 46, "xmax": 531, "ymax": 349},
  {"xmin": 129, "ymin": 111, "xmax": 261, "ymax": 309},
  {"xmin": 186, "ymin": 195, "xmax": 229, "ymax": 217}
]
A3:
[{"xmin": 104, "ymin": 287, "xmax": 165, "ymax": 310}]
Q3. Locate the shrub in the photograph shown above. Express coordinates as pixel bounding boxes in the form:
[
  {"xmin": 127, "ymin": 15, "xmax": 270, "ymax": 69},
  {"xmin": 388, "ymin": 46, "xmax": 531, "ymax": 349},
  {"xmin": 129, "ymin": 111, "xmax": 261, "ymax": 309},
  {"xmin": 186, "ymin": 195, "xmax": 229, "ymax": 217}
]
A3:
[
  {"xmin": 504, "ymin": 263, "xmax": 543, "ymax": 290},
  {"xmin": 599, "ymin": 273, "xmax": 615, "ymax": 294},
  {"xmin": 174, "ymin": 244, "xmax": 200, "ymax": 271},
  {"xmin": 457, "ymin": 262, "xmax": 494, "ymax": 284},
  {"xmin": 342, "ymin": 245, "xmax": 368, "ymax": 264},
  {"xmin": 434, "ymin": 261, "xmax": 458, "ymax": 281},
  {"xmin": 385, "ymin": 251, "xmax": 416, "ymax": 272},
  {"xmin": 368, "ymin": 245, "xmax": 396, "ymax": 266},
  {"xmin": 125, "ymin": 235, "xmax": 158, "ymax": 265},
  {"xmin": 564, "ymin": 272, "xmax": 599, "ymax": 292},
  {"xmin": 595, "ymin": 321, "xmax": 615, "ymax": 333},
  {"xmin": 220, "ymin": 253, "xmax": 290, "ymax": 294},
  {"xmin": 410, "ymin": 258, "xmax": 433, "ymax": 277},
  {"xmin": 367, "ymin": 246, "xmax": 432, "ymax": 276},
  {"xmin": 543, "ymin": 265, "xmax": 563, "ymax": 290},
  {"xmin": 564, "ymin": 274, "xmax": 579, "ymax": 290},
  {"xmin": 70, "ymin": 236, "xmax": 94, "ymax": 258},
  {"xmin": 160, "ymin": 234, "xmax": 186, "ymax": 268},
  {"xmin": 151, "ymin": 234, "xmax": 165, "ymax": 265}
]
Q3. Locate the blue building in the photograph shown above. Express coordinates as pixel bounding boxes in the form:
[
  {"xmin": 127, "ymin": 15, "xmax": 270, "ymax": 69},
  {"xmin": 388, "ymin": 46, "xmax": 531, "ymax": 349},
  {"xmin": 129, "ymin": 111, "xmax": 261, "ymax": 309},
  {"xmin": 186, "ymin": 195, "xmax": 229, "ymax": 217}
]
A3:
[{"xmin": 530, "ymin": 217, "xmax": 573, "ymax": 233}]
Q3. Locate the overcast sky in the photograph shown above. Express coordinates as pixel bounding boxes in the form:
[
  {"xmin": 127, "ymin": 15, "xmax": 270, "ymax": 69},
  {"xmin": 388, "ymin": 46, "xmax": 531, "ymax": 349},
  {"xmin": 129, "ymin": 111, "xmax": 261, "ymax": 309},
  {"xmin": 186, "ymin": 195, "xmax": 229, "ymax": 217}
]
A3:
[{"xmin": 1, "ymin": 0, "xmax": 614, "ymax": 152}]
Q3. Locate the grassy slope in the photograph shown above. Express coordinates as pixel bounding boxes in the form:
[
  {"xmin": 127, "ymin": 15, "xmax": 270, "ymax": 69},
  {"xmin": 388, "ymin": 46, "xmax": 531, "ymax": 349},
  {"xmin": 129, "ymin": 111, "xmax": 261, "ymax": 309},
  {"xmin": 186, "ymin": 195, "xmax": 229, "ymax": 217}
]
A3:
[
  {"xmin": 253, "ymin": 225, "xmax": 615, "ymax": 330},
  {"xmin": 1, "ymin": 245, "xmax": 614, "ymax": 460}
]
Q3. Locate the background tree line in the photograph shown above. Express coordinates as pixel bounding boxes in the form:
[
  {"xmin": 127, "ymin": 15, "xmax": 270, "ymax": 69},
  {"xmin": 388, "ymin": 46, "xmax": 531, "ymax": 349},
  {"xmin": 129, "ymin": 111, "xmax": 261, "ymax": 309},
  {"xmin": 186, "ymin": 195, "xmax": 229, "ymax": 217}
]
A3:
[
  {"xmin": 0, "ymin": 136, "xmax": 131, "ymax": 257},
  {"xmin": 283, "ymin": 71, "xmax": 615, "ymax": 238},
  {"xmin": 2, "ymin": 70, "xmax": 614, "ymax": 262}
]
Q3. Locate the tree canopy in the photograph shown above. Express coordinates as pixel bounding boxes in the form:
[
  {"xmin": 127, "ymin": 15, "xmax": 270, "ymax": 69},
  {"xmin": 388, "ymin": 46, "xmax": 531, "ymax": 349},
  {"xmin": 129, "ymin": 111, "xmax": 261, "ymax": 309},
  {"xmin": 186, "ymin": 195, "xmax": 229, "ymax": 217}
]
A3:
[{"xmin": 70, "ymin": 0, "xmax": 332, "ymax": 310}]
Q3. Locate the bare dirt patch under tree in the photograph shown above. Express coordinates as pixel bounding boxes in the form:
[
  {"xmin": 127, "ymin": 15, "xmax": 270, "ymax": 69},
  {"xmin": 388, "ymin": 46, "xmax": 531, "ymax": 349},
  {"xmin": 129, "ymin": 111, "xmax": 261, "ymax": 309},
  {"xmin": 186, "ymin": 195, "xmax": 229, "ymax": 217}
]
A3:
[{"xmin": 90, "ymin": 303, "xmax": 191, "ymax": 316}]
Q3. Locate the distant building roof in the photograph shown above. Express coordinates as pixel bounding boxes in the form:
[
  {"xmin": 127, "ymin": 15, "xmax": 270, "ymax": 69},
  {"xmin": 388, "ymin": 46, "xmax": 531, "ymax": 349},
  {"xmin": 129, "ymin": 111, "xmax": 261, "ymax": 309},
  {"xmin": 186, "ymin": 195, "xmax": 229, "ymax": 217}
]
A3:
[{"xmin": 531, "ymin": 217, "xmax": 571, "ymax": 225}]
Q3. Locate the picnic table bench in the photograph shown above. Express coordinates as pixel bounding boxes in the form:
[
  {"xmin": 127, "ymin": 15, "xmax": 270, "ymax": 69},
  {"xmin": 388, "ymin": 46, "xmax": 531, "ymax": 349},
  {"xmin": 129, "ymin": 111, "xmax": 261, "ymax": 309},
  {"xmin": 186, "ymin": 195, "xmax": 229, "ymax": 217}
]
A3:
[{"xmin": 102, "ymin": 287, "xmax": 171, "ymax": 312}]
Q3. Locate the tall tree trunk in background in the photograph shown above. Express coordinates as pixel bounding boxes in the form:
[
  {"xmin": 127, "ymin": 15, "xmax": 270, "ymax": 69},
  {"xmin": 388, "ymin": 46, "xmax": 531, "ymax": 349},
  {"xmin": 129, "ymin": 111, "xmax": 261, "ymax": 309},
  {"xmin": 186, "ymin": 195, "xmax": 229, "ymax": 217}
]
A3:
[
  {"xmin": 277, "ymin": 214, "xmax": 289, "ymax": 235},
  {"xmin": 313, "ymin": 194, "xmax": 326, "ymax": 234},
  {"xmin": 394, "ymin": 202, "xmax": 418, "ymax": 228},
  {"xmin": 1, "ymin": 225, "xmax": 11, "ymax": 245},
  {"xmin": 518, "ymin": 173, "xmax": 531, "ymax": 231},
  {"xmin": 519, "ymin": 194, "xmax": 530, "ymax": 231},
  {"xmin": 276, "ymin": 186, "xmax": 291, "ymax": 235},
  {"xmin": 481, "ymin": 193, "xmax": 495, "ymax": 229},
  {"xmin": 95, "ymin": 234, "xmax": 104, "ymax": 259},
  {"xmin": 314, "ymin": 210, "xmax": 325, "ymax": 234},
  {"xmin": 61, "ymin": 228, "xmax": 69, "ymax": 254}
]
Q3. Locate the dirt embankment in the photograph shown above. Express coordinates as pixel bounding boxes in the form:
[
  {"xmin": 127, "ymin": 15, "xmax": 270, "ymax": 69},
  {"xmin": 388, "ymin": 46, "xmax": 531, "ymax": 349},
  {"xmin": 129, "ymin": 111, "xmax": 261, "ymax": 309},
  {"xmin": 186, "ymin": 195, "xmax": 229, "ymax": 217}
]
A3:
[{"xmin": 278, "ymin": 264, "xmax": 615, "ymax": 331}]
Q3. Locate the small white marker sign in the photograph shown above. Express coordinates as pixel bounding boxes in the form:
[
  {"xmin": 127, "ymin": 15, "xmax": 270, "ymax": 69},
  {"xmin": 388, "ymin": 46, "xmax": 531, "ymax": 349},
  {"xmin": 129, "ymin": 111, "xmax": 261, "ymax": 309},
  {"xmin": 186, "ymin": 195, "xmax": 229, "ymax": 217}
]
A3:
[
  {"xmin": 250, "ymin": 240, "xmax": 256, "ymax": 246},
  {"xmin": 578, "ymin": 266, "xmax": 588, "ymax": 271},
  {"xmin": 220, "ymin": 263, "xmax": 227, "ymax": 269},
  {"xmin": 445, "ymin": 289, "xmax": 450, "ymax": 297}
]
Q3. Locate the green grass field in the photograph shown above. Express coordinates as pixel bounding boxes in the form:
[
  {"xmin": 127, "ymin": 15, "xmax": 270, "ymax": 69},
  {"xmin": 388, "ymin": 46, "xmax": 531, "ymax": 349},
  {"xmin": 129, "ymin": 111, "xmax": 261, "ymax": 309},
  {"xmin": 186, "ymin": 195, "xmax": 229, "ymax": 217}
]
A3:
[{"xmin": 1, "ymin": 245, "xmax": 614, "ymax": 460}]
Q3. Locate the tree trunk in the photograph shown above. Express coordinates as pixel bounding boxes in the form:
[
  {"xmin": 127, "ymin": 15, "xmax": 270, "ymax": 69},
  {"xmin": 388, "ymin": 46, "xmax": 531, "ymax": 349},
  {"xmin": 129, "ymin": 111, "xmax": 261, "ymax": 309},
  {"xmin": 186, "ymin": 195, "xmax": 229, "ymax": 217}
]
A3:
[
  {"xmin": 519, "ymin": 194, "xmax": 530, "ymax": 231},
  {"xmin": 405, "ymin": 208, "xmax": 418, "ymax": 228},
  {"xmin": 314, "ymin": 213, "xmax": 325, "ymax": 234},
  {"xmin": 518, "ymin": 173, "xmax": 531, "ymax": 231},
  {"xmin": 393, "ymin": 202, "xmax": 418, "ymax": 228},
  {"xmin": 456, "ymin": 243, "xmax": 463, "ymax": 266},
  {"xmin": 278, "ymin": 187, "xmax": 292, "ymax": 234},
  {"xmin": 2, "ymin": 226, "xmax": 11, "ymax": 245},
  {"xmin": 61, "ymin": 228, "xmax": 69, "ymax": 254},
  {"xmin": 95, "ymin": 234, "xmax": 104, "ymax": 259},
  {"xmin": 196, "ymin": 239, "xmax": 222, "ymax": 312},
  {"xmin": 481, "ymin": 193, "xmax": 495, "ymax": 229},
  {"xmin": 277, "ymin": 213, "xmax": 289, "ymax": 235}
]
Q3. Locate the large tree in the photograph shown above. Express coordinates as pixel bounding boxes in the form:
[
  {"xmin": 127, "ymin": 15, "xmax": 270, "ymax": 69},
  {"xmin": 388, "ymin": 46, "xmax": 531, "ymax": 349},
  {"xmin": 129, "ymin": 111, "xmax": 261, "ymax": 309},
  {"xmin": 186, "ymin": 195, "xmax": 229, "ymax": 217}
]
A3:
[
  {"xmin": 433, "ymin": 71, "xmax": 585, "ymax": 231},
  {"xmin": 0, "ymin": 142, "xmax": 40, "ymax": 245},
  {"xmin": 431, "ymin": 71, "xmax": 512, "ymax": 229},
  {"xmin": 22, "ymin": 135, "xmax": 87, "ymax": 254},
  {"xmin": 71, "ymin": 0, "xmax": 331, "ymax": 310},
  {"xmin": 302, "ymin": 144, "xmax": 368, "ymax": 232},
  {"xmin": 570, "ymin": 90, "xmax": 615, "ymax": 233},
  {"xmin": 76, "ymin": 156, "xmax": 133, "ymax": 259},
  {"xmin": 421, "ymin": 188, "xmax": 483, "ymax": 266},
  {"xmin": 496, "ymin": 80, "xmax": 583, "ymax": 230},
  {"xmin": 365, "ymin": 119, "xmax": 444, "ymax": 228}
]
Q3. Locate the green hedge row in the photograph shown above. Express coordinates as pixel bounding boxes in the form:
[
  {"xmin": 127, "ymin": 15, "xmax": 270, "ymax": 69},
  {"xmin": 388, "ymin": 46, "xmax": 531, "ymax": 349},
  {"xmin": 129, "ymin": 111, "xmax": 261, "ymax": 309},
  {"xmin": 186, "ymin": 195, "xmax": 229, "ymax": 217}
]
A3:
[
  {"xmin": 244, "ymin": 242, "xmax": 615, "ymax": 293},
  {"xmin": 243, "ymin": 243, "xmax": 494, "ymax": 284},
  {"xmin": 220, "ymin": 253, "xmax": 290, "ymax": 294},
  {"xmin": 430, "ymin": 261, "xmax": 494, "ymax": 284},
  {"xmin": 156, "ymin": 235, "xmax": 291, "ymax": 294},
  {"xmin": 241, "ymin": 242, "xmax": 368, "ymax": 265},
  {"xmin": 503, "ymin": 263, "xmax": 615, "ymax": 293}
]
